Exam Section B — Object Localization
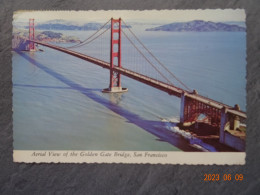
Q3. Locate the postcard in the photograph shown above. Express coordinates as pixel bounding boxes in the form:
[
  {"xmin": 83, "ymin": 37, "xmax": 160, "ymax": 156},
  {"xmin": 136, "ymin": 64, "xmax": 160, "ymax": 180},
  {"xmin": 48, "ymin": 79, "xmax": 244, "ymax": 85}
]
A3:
[{"xmin": 12, "ymin": 9, "xmax": 246, "ymax": 164}]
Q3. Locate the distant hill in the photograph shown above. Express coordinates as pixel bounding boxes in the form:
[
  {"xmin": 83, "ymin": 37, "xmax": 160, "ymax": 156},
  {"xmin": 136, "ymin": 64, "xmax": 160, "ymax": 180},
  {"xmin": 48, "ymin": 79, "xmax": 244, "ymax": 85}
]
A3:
[
  {"xmin": 30, "ymin": 21, "xmax": 131, "ymax": 31},
  {"xmin": 146, "ymin": 20, "xmax": 246, "ymax": 32},
  {"xmin": 35, "ymin": 23, "xmax": 101, "ymax": 30}
]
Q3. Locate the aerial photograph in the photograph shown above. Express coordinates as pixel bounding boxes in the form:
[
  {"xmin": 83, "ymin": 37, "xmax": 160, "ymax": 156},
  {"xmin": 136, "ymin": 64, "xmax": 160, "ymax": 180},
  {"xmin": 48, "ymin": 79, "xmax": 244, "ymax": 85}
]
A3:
[{"xmin": 12, "ymin": 10, "xmax": 246, "ymax": 155}]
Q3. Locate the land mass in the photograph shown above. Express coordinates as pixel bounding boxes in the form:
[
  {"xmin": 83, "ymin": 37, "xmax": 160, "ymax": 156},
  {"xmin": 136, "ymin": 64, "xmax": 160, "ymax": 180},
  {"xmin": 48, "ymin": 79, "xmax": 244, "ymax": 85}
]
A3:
[
  {"xmin": 146, "ymin": 20, "xmax": 246, "ymax": 32},
  {"xmin": 12, "ymin": 28, "xmax": 80, "ymax": 50},
  {"xmin": 23, "ymin": 20, "xmax": 131, "ymax": 31}
]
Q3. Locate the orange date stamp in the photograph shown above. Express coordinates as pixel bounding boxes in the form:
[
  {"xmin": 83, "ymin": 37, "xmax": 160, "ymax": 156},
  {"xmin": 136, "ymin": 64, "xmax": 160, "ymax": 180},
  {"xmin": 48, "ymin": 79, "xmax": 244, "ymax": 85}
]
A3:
[{"xmin": 204, "ymin": 174, "xmax": 244, "ymax": 181}]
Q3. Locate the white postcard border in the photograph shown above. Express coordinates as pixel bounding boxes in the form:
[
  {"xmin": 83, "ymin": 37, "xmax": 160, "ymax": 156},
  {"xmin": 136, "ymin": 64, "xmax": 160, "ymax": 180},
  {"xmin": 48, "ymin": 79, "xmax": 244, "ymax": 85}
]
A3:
[{"xmin": 13, "ymin": 150, "xmax": 245, "ymax": 165}]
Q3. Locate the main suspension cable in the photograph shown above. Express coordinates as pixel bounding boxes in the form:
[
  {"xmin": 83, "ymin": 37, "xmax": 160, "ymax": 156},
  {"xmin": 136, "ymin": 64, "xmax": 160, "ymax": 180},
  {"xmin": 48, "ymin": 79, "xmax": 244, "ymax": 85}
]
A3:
[
  {"xmin": 71, "ymin": 27, "xmax": 110, "ymax": 48},
  {"xmin": 122, "ymin": 29, "xmax": 174, "ymax": 86},
  {"xmin": 122, "ymin": 19, "xmax": 191, "ymax": 92},
  {"xmin": 66, "ymin": 18, "xmax": 111, "ymax": 49}
]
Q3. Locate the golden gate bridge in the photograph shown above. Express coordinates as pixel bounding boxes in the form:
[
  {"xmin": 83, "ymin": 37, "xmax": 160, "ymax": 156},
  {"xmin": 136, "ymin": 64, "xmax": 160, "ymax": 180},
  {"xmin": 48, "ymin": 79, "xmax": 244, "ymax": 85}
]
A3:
[{"xmin": 26, "ymin": 18, "xmax": 246, "ymax": 150}]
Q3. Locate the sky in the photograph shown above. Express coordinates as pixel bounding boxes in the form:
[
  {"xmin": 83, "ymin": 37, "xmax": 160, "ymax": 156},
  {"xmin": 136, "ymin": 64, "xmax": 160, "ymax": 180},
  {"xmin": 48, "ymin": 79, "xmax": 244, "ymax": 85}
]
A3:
[{"xmin": 13, "ymin": 9, "xmax": 245, "ymax": 24}]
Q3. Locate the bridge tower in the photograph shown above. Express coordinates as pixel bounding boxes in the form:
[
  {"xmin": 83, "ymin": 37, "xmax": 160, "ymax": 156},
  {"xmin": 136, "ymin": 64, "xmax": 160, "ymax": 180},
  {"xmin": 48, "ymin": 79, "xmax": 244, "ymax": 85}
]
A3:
[
  {"xmin": 29, "ymin": 18, "xmax": 36, "ymax": 51},
  {"xmin": 102, "ymin": 18, "xmax": 128, "ymax": 93}
]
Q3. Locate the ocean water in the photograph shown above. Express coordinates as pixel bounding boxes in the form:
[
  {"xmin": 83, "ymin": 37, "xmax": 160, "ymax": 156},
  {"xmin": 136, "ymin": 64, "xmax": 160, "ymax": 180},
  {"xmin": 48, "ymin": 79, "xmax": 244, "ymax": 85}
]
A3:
[{"xmin": 12, "ymin": 27, "xmax": 246, "ymax": 151}]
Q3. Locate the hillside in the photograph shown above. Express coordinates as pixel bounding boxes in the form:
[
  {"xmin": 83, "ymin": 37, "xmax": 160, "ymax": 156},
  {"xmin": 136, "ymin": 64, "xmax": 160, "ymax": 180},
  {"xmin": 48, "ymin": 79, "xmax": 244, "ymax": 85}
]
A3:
[
  {"xmin": 12, "ymin": 28, "xmax": 80, "ymax": 50},
  {"xmin": 146, "ymin": 20, "xmax": 246, "ymax": 32}
]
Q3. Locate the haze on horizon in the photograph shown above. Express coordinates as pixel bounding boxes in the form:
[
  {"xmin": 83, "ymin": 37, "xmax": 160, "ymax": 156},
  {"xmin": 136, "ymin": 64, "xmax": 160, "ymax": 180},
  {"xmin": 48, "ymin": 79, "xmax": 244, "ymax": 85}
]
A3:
[{"xmin": 13, "ymin": 9, "xmax": 245, "ymax": 24}]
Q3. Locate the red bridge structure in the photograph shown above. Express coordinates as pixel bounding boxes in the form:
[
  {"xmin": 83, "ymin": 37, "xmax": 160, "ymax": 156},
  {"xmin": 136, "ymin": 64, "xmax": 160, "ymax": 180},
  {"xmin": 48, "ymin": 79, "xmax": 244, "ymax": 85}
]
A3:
[{"xmin": 27, "ymin": 18, "xmax": 246, "ymax": 150}]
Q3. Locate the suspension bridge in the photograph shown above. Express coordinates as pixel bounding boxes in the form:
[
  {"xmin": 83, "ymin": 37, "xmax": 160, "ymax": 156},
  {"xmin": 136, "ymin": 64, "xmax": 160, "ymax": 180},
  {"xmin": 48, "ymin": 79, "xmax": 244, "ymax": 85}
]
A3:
[{"xmin": 26, "ymin": 18, "xmax": 246, "ymax": 150}]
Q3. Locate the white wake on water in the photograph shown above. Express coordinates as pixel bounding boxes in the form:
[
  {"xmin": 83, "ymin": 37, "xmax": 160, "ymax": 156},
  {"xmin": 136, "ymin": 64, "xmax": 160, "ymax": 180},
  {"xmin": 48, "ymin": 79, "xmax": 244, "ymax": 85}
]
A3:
[{"xmin": 159, "ymin": 116, "xmax": 214, "ymax": 152}]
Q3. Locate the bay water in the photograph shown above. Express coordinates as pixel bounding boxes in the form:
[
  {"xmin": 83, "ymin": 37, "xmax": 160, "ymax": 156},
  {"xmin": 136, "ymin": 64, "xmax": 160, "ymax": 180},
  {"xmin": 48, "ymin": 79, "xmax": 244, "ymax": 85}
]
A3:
[{"xmin": 13, "ymin": 26, "xmax": 246, "ymax": 151}]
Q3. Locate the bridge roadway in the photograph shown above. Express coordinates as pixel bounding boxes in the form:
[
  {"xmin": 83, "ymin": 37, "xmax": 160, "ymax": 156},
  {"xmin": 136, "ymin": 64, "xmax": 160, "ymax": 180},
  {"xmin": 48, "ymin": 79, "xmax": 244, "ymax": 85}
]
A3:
[{"xmin": 31, "ymin": 40, "xmax": 246, "ymax": 119}]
